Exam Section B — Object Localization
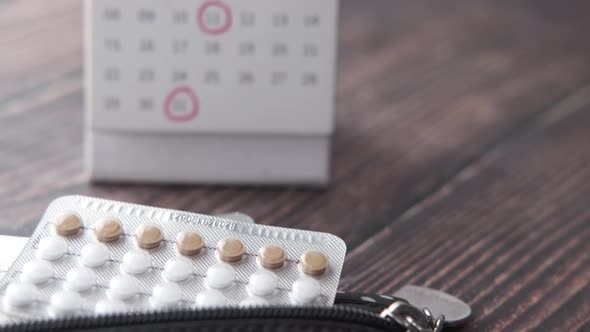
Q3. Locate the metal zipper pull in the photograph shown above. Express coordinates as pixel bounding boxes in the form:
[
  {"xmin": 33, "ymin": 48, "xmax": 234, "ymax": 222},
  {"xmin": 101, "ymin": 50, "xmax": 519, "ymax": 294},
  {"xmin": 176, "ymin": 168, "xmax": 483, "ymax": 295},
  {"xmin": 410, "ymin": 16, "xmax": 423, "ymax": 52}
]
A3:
[
  {"xmin": 380, "ymin": 301, "xmax": 444, "ymax": 332},
  {"xmin": 393, "ymin": 286, "xmax": 471, "ymax": 327}
]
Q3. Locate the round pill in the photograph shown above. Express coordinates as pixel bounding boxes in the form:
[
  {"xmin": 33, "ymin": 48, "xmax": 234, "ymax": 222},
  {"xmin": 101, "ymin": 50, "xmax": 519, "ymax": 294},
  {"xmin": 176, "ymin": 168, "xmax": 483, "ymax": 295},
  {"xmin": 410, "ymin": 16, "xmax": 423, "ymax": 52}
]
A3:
[
  {"xmin": 2, "ymin": 283, "xmax": 39, "ymax": 308},
  {"xmin": 205, "ymin": 263, "xmax": 235, "ymax": 289},
  {"xmin": 259, "ymin": 244, "xmax": 287, "ymax": 270},
  {"xmin": 108, "ymin": 275, "xmax": 140, "ymax": 301},
  {"xmin": 54, "ymin": 212, "xmax": 82, "ymax": 236},
  {"xmin": 300, "ymin": 250, "xmax": 329, "ymax": 276},
  {"xmin": 95, "ymin": 299, "xmax": 127, "ymax": 315},
  {"xmin": 290, "ymin": 277, "xmax": 322, "ymax": 305},
  {"xmin": 240, "ymin": 296, "xmax": 269, "ymax": 307},
  {"xmin": 248, "ymin": 270, "xmax": 278, "ymax": 297},
  {"xmin": 163, "ymin": 256, "xmax": 193, "ymax": 282},
  {"xmin": 49, "ymin": 290, "xmax": 84, "ymax": 316},
  {"xmin": 36, "ymin": 236, "xmax": 68, "ymax": 261},
  {"xmin": 195, "ymin": 289, "xmax": 226, "ymax": 308},
  {"xmin": 65, "ymin": 267, "xmax": 96, "ymax": 292},
  {"xmin": 135, "ymin": 224, "xmax": 162, "ymax": 249},
  {"xmin": 217, "ymin": 238, "xmax": 245, "ymax": 263},
  {"xmin": 151, "ymin": 282, "xmax": 183, "ymax": 309},
  {"xmin": 20, "ymin": 260, "xmax": 54, "ymax": 284},
  {"xmin": 94, "ymin": 217, "xmax": 123, "ymax": 242},
  {"xmin": 122, "ymin": 249, "xmax": 152, "ymax": 275},
  {"xmin": 80, "ymin": 243, "xmax": 110, "ymax": 268},
  {"xmin": 176, "ymin": 231, "xmax": 204, "ymax": 256}
]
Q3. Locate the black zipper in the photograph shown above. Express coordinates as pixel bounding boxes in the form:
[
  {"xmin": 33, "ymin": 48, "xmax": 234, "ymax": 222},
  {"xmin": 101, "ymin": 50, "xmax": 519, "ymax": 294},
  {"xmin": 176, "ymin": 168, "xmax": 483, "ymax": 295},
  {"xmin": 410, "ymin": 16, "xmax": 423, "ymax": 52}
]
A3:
[{"xmin": 3, "ymin": 306, "xmax": 402, "ymax": 332}]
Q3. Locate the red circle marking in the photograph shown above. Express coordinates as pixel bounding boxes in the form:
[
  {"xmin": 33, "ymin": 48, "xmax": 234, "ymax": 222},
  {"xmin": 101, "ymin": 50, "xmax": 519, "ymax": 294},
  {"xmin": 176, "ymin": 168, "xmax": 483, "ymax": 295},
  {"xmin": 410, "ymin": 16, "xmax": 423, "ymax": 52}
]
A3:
[
  {"xmin": 163, "ymin": 86, "xmax": 200, "ymax": 123},
  {"xmin": 197, "ymin": 0, "xmax": 233, "ymax": 35}
]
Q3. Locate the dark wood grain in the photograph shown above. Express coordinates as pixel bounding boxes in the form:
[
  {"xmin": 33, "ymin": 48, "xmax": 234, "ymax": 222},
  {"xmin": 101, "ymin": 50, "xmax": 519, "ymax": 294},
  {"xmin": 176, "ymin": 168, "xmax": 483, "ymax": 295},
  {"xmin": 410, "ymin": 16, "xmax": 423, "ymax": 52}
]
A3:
[{"xmin": 0, "ymin": 1, "xmax": 589, "ymax": 331}]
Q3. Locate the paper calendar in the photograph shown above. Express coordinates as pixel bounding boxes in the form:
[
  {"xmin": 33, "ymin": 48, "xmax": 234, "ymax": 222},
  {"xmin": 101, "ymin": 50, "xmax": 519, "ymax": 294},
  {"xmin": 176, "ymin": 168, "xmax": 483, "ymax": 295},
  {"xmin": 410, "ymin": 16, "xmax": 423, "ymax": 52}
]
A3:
[{"xmin": 84, "ymin": 0, "xmax": 339, "ymax": 185}]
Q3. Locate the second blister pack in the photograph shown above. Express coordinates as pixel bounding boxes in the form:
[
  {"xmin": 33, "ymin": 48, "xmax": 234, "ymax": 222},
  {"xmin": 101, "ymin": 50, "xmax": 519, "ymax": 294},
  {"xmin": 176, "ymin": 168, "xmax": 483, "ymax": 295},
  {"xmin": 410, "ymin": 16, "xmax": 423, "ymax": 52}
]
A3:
[{"xmin": 0, "ymin": 196, "xmax": 346, "ymax": 323}]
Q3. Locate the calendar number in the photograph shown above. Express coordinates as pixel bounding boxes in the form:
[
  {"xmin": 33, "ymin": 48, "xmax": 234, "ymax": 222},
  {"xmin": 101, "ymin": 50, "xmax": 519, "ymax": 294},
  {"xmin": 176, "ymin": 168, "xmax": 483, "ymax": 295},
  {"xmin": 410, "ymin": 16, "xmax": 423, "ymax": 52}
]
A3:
[
  {"xmin": 304, "ymin": 14, "xmax": 321, "ymax": 27},
  {"xmin": 239, "ymin": 42, "xmax": 255, "ymax": 56},
  {"xmin": 172, "ymin": 10, "xmax": 189, "ymax": 24},
  {"xmin": 239, "ymin": 71, "xmax": 254, "ymax": 85},
  {"xmin": 272, "ymin": 43, "xmax": 288, "ymax": 57},
  {"xmin": 138, "ymin": 68, "xmax": 155, "ymax": 82},
  {"xmin": 105, "ymin": 38, "xmax": 121, "ymax": 52},
  {"xmin": 138, "ymin": 9, "xmax": 156, "ymax": 24},
  {"xmin": 139, "ymin": 98, "xmax": 155, "ymax": 111},
  {"xmin": 302, "ymin": 73, "xmax": 318, "ymax": 86},
  {"xmin": 273, "ymin": 13, "xmax": 289, "ymax": 27},
  {"xmin": 103, "ymin": 96, "xmax": 121, "ymax": 111},
  {"xmin": 271, "ymin": 72, "xmax": 288, "ymax": 86},
  {"xmin": 172, "ymin": 70, "xmax": 189, "ymax": 82},
  {"xmin": 104, "ymin": 67, "xmax": 120, "ymax": 82},
  {"xmin": 205, "ymin": 41, "xmax": 221, "ymax": 55},
  {"xmin": 139, "ymin": 39, "xmax": 156, "ymax": 53},
  {"xmin": 303, "ymin": 44, "xmax": 319, "ymax": 57},
  {"xmin": 204, "ymin": 71, "xmax": 220, "ymax": 84},
  {"xmin": 164, "ymin": 87, "xmax": 200, "ymax": 122},
  {"xmin": 240, "ymin": 12, "xmax": 256, "ymax": 27},
  {"xmin": 172, "ymin": 40, "xmax": 189, "ymax": 54},
  {"xmin": 197, "ymin": 1, "xmax": 232, "ymax": 35},
  {"xmin": 103, "ymin": 8, "xmax": 120, "ymax": 21}
]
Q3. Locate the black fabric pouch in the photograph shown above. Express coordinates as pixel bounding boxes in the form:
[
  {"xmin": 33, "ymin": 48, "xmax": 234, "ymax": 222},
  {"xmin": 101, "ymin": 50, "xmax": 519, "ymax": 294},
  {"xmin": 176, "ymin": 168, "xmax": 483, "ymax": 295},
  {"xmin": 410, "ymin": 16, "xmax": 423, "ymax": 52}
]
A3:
[{"xmin": 2, "ymin": 294, "xmax": 408, "ymax": 332}]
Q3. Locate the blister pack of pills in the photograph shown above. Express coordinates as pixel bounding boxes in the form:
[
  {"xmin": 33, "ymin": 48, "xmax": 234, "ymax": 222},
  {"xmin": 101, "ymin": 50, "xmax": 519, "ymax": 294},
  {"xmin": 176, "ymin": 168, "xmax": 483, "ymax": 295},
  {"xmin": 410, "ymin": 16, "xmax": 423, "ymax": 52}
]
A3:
[{"xmin": 0, "ymin": 196, "xmax": 346, "ymax": 323}]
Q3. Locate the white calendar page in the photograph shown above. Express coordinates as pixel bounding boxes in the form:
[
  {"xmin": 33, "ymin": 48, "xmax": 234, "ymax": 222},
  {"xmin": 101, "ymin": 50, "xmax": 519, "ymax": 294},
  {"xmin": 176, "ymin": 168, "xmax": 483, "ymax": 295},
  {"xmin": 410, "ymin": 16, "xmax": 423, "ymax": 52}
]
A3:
[{"xmin": 85, "ymin": 0, "xmax": 338, "ymax": 135}]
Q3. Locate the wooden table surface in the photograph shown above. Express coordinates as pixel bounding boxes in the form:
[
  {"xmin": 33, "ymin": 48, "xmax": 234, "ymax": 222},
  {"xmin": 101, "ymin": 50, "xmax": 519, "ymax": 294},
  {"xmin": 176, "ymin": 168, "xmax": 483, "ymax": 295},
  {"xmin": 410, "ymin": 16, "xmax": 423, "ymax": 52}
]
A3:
[{"xmin": 1, "ymin": 1, "xmax": 589, "ymax": 331}]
